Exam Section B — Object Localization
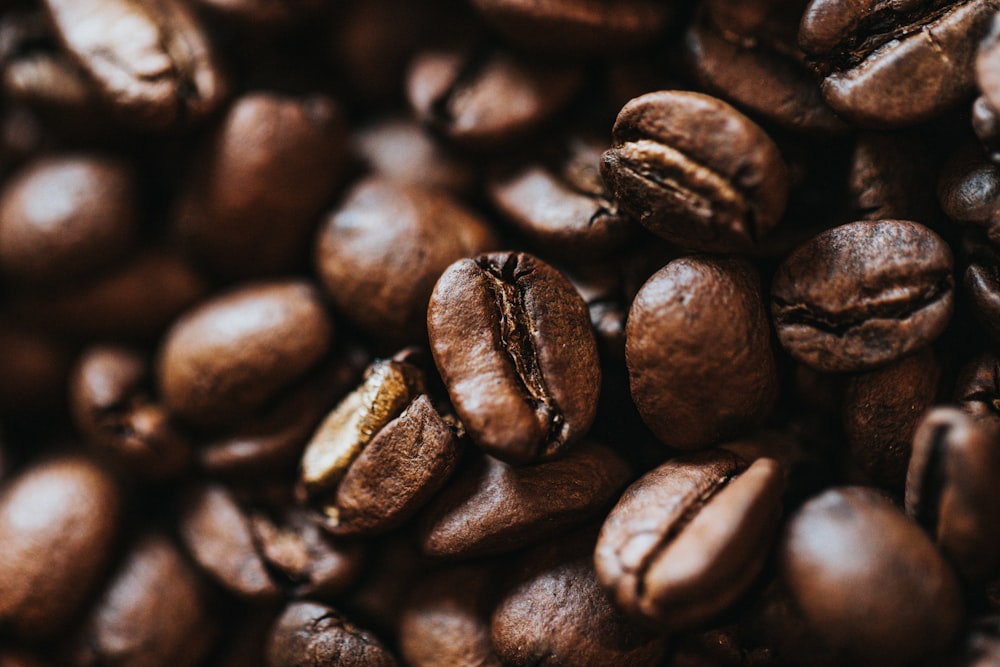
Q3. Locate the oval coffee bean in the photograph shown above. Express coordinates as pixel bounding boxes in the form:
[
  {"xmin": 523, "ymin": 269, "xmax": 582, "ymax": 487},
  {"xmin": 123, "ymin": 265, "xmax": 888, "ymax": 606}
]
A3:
[
  {"xmin": 158, "ymin": 280, "xmax": 333, "ymax": 428},
  {"xmin": 601, "ymin": 90, "xmax": 789, "ymax": 252},
  {"xmin": 956, "ymin": 352, "xmax": 1000, "ymax": 420},
  {"xmin": 907, "ymin": 407, "xmax": 1000, "ymax": 582},
  {"xmin": 266, "ymin": 601, "xmax": 397, "ymax": 667},
  {"xmin": 418, "ymin": 440, "xmax": 630, "ymax": 559},
  {"xmin": 799, "ymin": 0, "xmax": 1000, "ymax": 127},
  {"xmin": 0, "ymin": 456, "xmax": 122, "ymax": 639},
  {"xmin": 780, "ymin": 486, "xmax": 963, "ymax": 666},
  {"xmin": 595, "ymin": 450, "xmax": 784, "ymax": 630},
  {"xmin": 428, "ymin": 251, "xmax": 600, "ymax": 464},
  {"xmin": 42, "ymin": 0, "xmax": 227, "ymax": 129},
  {"xmin": 626, "ymin": 256, "xmax": 777, "ymax": 449},
  {"xmin": 0, "ymin": 154, "xmax": 136, "ymax": 284},
  {"xmin": 771, "ymin": 219, "xmax": 954, "ymax": 373}
]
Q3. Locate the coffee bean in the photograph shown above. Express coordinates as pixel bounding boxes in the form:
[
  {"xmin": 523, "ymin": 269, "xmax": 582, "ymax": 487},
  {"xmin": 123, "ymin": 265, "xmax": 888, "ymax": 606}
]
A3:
[
  {"xmin": 771, "ymin": 219, "xmax": 954, "ymax": 372},
  {"xmin": 42, "ymin": 0, "xmax": 227, "ymax": 129},
  {"xmin": 158, "ymin": 280, "xmax": 333, "ymax": 428},
  {"xmin": 428, "ymin": 251, "xmax": 600, "ymax": 464},
  {"xmin": 907, "ymin": 407, "xmax": 1000, "ymax": 582},
  {"xmin": 0, "ymin": 456, "xmax": 122, "ymax": 639},
  {"xmin": 418, "ymin": 440, "xmax": 630, "ymax": 559},
  {"xmin": 627, "ymin": 256, "xmax": 777, "ymax": 449},
  {"xmin": 601, "ymin": 90, "xmax": 789, "ymax": 252},
  {"xmin": 315, "ymin": 177, "xmax": 498, "ymax": 346},
  {"xmin": 595, "ymin": 450, "xmax": 784, "ymax": 630},
  {"xmin": 799, "ymin": 0, "xmax": 999, "ymax": 127},
  {"xmin": 780, "ymin": 486, "xmax": 963, "ymax": 666},
  {"xmin": 0, "ymin": 155, "xmax": 136, "ymax": 284},
  {"xmin": 266, "ymin": 601, "xmax": 397, "ymax": 667},
  {"xmin": 978, "ymin": 11, "xmax": 1000, "ymax": 117},
  {"xmin": 849, "ymin": 132, "xmax": 936, "ymax": 223},
  {"xmin": 955, "ymin": 352, "xmax": 1000, "ymax": 420}
]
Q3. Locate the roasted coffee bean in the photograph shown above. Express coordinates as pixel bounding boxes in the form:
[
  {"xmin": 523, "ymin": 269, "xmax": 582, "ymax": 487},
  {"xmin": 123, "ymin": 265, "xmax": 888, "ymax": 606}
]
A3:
[
  {"xmin": 266, "ymin": 601, "xmax": 397, "ymax": 667},
  {"xmin": 68, "ymin": 532, "xmax": 217, "ymax": 667},
  {"xmin": 771, "ymin": 220, "xmax": 954, "ymax": 373},
  {"xmin": 973, "ymin": 96, "xmax": 1000, "ymax": 160},
  {"xmin": 685, "ymin": 2, "xmax": 847, "ymax": 135},
  {"xmin": 938, "ymin": 144, "xmax": 1000, "ymax": 232},
  {"xmin": 8, "ymin": 250, "xmax": 208, "ymax": 341},
  {"xmin": 491, "ymin": 527, "xmax": 667, "ymax": 666},
  {"xmin": 848, "ymin": 132, "xmax": 936, "ymax": 223},
  {"xmin": 601, "ymin": 90, "xmax": 789, "ymax": 252},
  {"xmin": 595, "ymin": 450, "xmax": 784, "ymax": 630},
  {"xmin": 399, "ymin": 565, "xmax": 501, "ymax": 667},
  {"xmin": 41, "ymin": 0, "xmax": 227, "ymax": 129},
  {"xmin": 407, "ymin": 48, "xmax": 583, "ymax": 150},
  {"xmin": 956, "ymin": 352, "xmax": 1000, "ymax": 419},
  {"xmin": 173, "ymin": 92, "xmax": 348, "ymax": 279},
  {"xmin": 907, "ymin": 407, "xmax": 1000, "ymax": 581},
  {"xmin": 780, "ymin": 486, "xmax": 963, "ymax": 666},
  {"xmin": 842, "ymin": 348, "xmax": 940, "ymax": 493},
  {"xmin": 428, "ymin": 251, "xmax": 600, "ymax": 464},
  {"xmin": 487, "ymin": 134, "xmax": 634, "ymax": 258},
  {"xmin": 0, "ymin": 154, "xmax": 136, "ymax": 284},
  {"xmin": 469, "ymin": 0, "xmax": 670, "ymax": 55},
  {"xmin": 418, "ymin": 440, "xmax": 630, "ymax": 559},
  {"xmin": 158, "ymin": 280, "xmax": 333, "ymax": 429},
  {"xmin": 626, "ymin": 256, "xmax": 777, "ymax": 449},
  {"xmin": 180, "ymin": 484, "xmax": 363, "ymax": 601},
  {"xmin": 70, "ymin": 345, "xmax": 192, "ymax": 479},
  {"xmin": 0, "ymin": 456, "xmax": 122, "ymax": 639},
  {"xmin": 315, "ymin": 177, "xmax": 498, "ymax": 346},
  {"xmin": 798, "ymin": 0, "xmax": 1000, "ymax": 127}
]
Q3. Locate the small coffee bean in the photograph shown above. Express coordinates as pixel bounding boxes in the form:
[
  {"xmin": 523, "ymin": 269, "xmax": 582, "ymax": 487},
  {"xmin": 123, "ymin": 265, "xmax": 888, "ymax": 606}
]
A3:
[
  {"xmin": 601, "ymin": 90, "xmax": 789, "ymax": 252},
  {"xmin": 418, "ymin": 440, "xmax": 630, "ymax": 559},
  {"xmin": 771, "ymin": 219, "xmax": 954, "ymax": 373},
  {"xmin": 68, "ymin": 532, "xmax": 217, "ymax": 667},
  {"xmin": 173, "ymin": 92, "xmax": 348, "ymax": 279},
  {"xmin": 491, "ymin": 527, "xmax": 667, "ymax": 666},
  {"xmin": 266, "ymin": 601, "xmax": 397, "ymax": 667},
  {"xmin": 907, "ymin": 407, "xmax": 1000, "ymax": 582},
  {"xmin": 955, "ymin": 352, "xmax": 1000, "ymax": 419},
  {"xmin": 595, "ymin": 450, "xmax": 784, "ymax": 630},
  {"xmin": 42, "ymin": 0, "xmax": 227, "ymax": 129},
  {"xmin": 780, "ymin": 486, "xmax": 963, "ymax": 666},
  {"xmin": 0, "ymin": 154, "xmax": 136, "ymax": 284},
  {"xmin": 937, "ymin": 143, "xmax": 1000, "ymax": 231},
  {"xmin": 0, "ymin": 456, "xmax": 122, "ymax": 639},
  {"xmin": 158, "ymin": 280, "xmax": 333, "ymax": 429},
  {"xmin": 428, "ymin": 251, "xmax": 600, "ymax": 464},
  {"xmin": 626, "ymin": 256, "xmax": 777, "ymax": 449},
  {"xmin": 315, "ymin": 177, "xmax": 498, "ymax": 346},
  {"xmin": 849, "ymin": 132, "xmax": 936, "ymax": 223},
  {"xmin": 407, "ymin": 48, "xmax": 583, "ymax": 150},
  {"xmin": 799, "ymin": 0, "xmax": 999, "ymax": 127}
]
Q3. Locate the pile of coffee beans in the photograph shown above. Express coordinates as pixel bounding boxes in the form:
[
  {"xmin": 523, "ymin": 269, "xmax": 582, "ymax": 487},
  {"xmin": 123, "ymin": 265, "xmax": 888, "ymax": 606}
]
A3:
[{"xmin": 4, "ymin": 0, "xmax": 1000, "ymax": 665}]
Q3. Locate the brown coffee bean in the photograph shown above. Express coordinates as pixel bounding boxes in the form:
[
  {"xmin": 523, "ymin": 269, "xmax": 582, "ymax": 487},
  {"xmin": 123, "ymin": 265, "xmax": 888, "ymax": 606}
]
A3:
[
  {"xmin": 842, "ymin": 348, "xmax": 940, "ymax": 493},
  {"xmin": 399, "ymin": 565, "xmax": 502, "ymax": 667},
  {"xmin": 428, "ymin": 251, "xmax": 600, "ymax": 464},
  {"xmin": 42, "ymin": 0, "xmax": 227, "ymax": 129},
  {"xmin": 799, "ymin": 0, "xmax": 999, "ymax": 127},
  {"xmin": 173, "ymin": 92, "xmax": 348, "ymax": 279},
  {"xmin": 0, "ymin": 155, "xmax": 136, "ymax": 284},
  {"xmin": 907, "ymin": 407, "xmax": 1000, "ymax": 582},
  {"xmin": 595, "ymin": 451, "xmax": 784, "ymax": 630},
  {"xmin": 158, "ymin": 280, "xmax": 333, "ymax": 429},
  {"xmin": 937, "ymin": 144, "xmax": 1000, "ymax": 230},
  {"xmin": 266, "ymin": 601, "xmax": 397, "ymax": 667},
  {"xmin": 407, "ymin": 48, "xmax": 582, "ymax": 150},
  {"xmin": 956, "ymin": 352, "xmax": 1000, "ymax": 420},
  {"xmin": 626, "ymin": 256, "xmax": 777, "ymax": 449},
  {"xmin": 0, "ymin": 456, "xmax": 122, "ymax": 639},
  {"xmin": 780, "ymin": 486, "xmax": 963, "ymax": 666},
  {"xmin": 849, "ymin": 132, "xmax": 936, "ymax": 223},
  {"xmin": 491, "ymin": 528, "xmax": 667, "ymax": 666},
  {"xmin": 315, "ymin": 177, "xmax": 498, "ymax": 346},
  {"xmin": 69, "ymin": 532, "xmax": 217, "ymax": 667},
  {"xmin": 469, "ymin": 0, "xmax": 670, "ymax": 55},
  {"xmin": 418, "ymin": 440, "xmax": 630, "ymax": 559},
  {"xmin": 771, "ymin": 220, "xmax": 954, "ymax": 373},
  {"xmin": 70, "ymin": 345, "xmax": 192, "ymax": 479},
  {"xmin": 601, "ymin": 90, "xmax": 789, "ymax": 252}
]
